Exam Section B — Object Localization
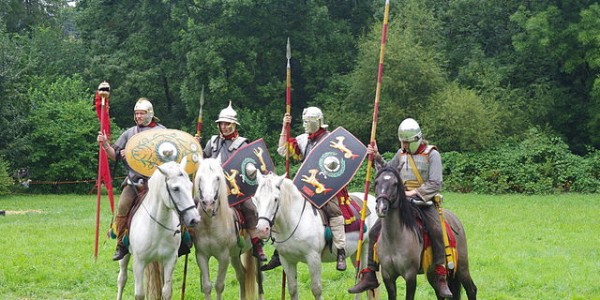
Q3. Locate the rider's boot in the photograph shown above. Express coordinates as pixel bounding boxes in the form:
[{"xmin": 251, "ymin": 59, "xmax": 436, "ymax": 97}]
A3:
[
  {"xmin": 348, "ymin": 229, "xmax": 379, "ymax": 294},
  {"xmin": 260, "ymin": 249, "xmax": 281, "ymax": 271},
  {"xmin": 348, "ymin": 267, "xmax": 379, "ymax": 293},
  {"xmin": 330, "ymin": 215, "xmax": 346, "ymax": 271},
  {"xmin": 336, "ymin": 248, "xmax": 346, "ymax": 271},
  {"xmin": 112, "ymin": 215, "xmax": 129, "ymax": 261},
  {"xmin": 435, "ymin": 265, "xmax": 453, "ymax": 298},
  {"xmin": 252, "ymin": 237, "xmax": 267, "ymax": 262}
]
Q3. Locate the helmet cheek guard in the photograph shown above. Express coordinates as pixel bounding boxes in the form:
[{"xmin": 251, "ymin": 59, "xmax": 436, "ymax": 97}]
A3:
[
  {"xmin": 302, "ymin": 107, "xmax": 328, "ymax": 134},
  {"xmin": 133, "ymin": 98, "xmax": 155, "ymax": 126}
]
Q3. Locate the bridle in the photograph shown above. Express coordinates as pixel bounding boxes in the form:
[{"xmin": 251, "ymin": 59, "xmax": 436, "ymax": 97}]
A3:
[
  {"xmin": 142, "ymin": 176, "xmax": 196, "ymax": 236},
  {"xmin": 256, "ymin": 182, "xmax": 308, "ymax": 244},
  {"xmin": 376, "ymin": 167, "xmax": 403, "ymax": 210}
]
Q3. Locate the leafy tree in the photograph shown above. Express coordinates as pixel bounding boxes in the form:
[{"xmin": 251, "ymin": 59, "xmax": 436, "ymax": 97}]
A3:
[
  {"xmin": 15, "ymin": 76, "xmax": 103, "ymax": 193},
  {"xmin": 423, "ymin": 83, "xmax": 499, "ymax": 152}
]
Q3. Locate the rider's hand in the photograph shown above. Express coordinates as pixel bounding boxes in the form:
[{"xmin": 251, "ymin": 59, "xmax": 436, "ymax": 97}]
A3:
[
  {"xmin": 283, "ymin": 113, "xmax": 291, "ymax": 125},
  {"xmin": 367, "ymin": 141, "xmax": 379, "ymax": 156}
]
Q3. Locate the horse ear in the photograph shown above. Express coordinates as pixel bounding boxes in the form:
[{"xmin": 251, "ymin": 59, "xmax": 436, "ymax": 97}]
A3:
[
  {"xmin": 157, "ymin": 163, "xmax": 167, "ymax": 175},
  {"xmin": 179, "ymin": 156, "xmax": 188, "ymax": 170},
  {"xmin": 256, "ymin": 170, "xmax": 264, "ymax": 185},
  {"xmin": 374, "ymin": 158, "xmax": 386, "ymax": 171},
  {"xmin": 275, "ymin": 174, "xmax": 286, "ymax": 188}
]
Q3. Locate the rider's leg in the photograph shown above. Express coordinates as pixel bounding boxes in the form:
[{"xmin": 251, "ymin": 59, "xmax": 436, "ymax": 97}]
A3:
[
  {"xmin": 112, "ymin": 184, "xmax": 136, "ymax": 261},
  {"xmin": 239, "ymin": 200, "xmax": 267, "ymax": 261},
  {"xmin": 330, "ymin": 215, "xmax": 346, "ymax": 271},
  {"xmin": 323, "ymin": 200, "xmax": 346, "ymax": 271},
  {"xmin": 421, "ymin": 205, "xmax": 453, "ymax": 298},
  {"xmin": 348, "ymin": 219, "xmax": 381, "ymax": 293}
]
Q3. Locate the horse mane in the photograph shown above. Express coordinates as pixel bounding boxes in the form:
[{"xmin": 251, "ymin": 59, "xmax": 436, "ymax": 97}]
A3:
[
  {"xmin": 197, "ymin": 158, "xmax": 233, "ymax": 228},
  {"xmin": 376, "ymin": 166, "xmax": 420, "ymax": 231}
]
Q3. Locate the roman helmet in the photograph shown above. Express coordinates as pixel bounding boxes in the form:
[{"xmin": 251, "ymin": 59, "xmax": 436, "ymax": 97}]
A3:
[
  {"xmin": 302, "ymin": 106, "xmax": 328, "ymax": 134},
  {"xmin": 216, "ymin": 101, "xmax": 240, "ymax": 125},
  {"xmin": 398, "ymin": 118, "xmax": 422, "ymax": 154},
  {"xmin": 133, "ymin": 98, "xmax": 157, "ymax": 126},
  {"xmin": 216, "ymin": 101, "xmax": 239, "ymax": 135}
]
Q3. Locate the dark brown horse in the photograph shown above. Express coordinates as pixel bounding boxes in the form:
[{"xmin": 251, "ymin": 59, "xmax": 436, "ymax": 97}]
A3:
[{"xmin": 373, "ymin": 164, "xmax": 477, "ymax": 300}]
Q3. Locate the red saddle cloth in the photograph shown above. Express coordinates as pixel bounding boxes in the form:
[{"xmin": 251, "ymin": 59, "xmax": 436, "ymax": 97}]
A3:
[
  {"xmin": 340, "ymin": 192, "xmax": 366, "ymax": 233},
  {"xmin": 419, "ymin": 218, "xmax": 457, "ymax": 250}
]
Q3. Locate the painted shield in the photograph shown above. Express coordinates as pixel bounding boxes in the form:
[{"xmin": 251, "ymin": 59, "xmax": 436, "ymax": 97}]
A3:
[
  {"xmin": 125, "ymin": 129, "xmax": 202, "ymax": 177},
  {"xmin": 222, "ymin": 138, "xmax": 275, "ymax": 207},
  {"xmin": 292, "ymin": 127, "xmax": 367, "ymax": 208}
]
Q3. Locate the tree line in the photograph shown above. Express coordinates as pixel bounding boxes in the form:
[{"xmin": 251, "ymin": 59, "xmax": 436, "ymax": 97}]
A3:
[{"xmin": 1, "ymin": 0, "xmax": 599, "ymax": 194}]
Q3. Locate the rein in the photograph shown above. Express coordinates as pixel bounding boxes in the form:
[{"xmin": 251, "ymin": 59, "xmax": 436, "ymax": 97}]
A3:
[
  {"xmin": 142, "ymin": 176, "xmax": 196, "ymax": 236},
  {"xmin": 376, "ymin": 167, "xmax": 403, "ymax": 210},
  {"xmin": 258, "ymin": 191, "xmax": 308, "ymax": 245}
]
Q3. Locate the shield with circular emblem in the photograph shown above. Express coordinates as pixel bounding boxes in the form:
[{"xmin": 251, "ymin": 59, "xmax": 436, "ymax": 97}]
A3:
[
  {"xmin": 222, "ymin": 138, "xmax": 275, "ymax": 206},
  {"xmin": 292, "ymin": 127, "xmax": 367, "ymax": 208},
  {"xmin": 125, "ymin": 129, "xmax": 202, "ymax": 177}
]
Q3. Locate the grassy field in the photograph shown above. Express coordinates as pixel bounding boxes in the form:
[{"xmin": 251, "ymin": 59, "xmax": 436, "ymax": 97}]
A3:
[{"xmin": 0, "ymin": 192, "xmax": 598, "ymax": 299}]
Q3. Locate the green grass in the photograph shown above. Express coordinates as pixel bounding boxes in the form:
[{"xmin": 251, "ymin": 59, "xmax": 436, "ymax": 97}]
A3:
[{"xmin": 0, "ymin": 193, "xmax": 598, "ymax": 299}]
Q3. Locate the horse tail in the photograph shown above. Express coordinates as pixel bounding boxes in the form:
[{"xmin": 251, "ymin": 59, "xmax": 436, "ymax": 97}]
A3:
[
  {"xmin": 144, "ymin": 262, "xmax": 163, "ymax": 300},
  {"xmin": 242, "ymin": 251, "xmax": 258, "ymax": 300}
]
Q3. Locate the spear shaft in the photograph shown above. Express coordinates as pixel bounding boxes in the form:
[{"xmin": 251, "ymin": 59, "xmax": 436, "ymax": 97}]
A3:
[
  {"xmin": 280, "ymin": 37, "xmax": 292, "ymax": 300},
  {"xmin": 355, "ymin": 0, "xmax": 391, "ymax": 278}
]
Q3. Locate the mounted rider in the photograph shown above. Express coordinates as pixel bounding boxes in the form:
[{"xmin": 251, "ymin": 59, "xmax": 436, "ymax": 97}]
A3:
[
  {"xmin": 348, "ymin": 118, "xmax": 453, "ymax": 298},
  {"xmin": 202, "ymin": 101, "xmax": 267, "ymax": 262},
  {"xmin": 97, "ymin": 97, "xmax": 166, "ymax": 261},
  {"xmin": 262, "ymin": 106, "xmax": 348, "ymax": 271}
]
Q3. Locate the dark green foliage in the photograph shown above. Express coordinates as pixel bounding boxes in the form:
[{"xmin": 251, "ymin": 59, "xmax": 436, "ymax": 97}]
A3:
[
  {"xmin": 14, "ymin": 76, "xmax": 117, "ymax": 194},
  {"xmin": 442, "ymin": 128, "xmax": 600, "ymax": 194},
  {"xmin": 0, "ymin": 157, "xmax": 13, "ymax": 195}
]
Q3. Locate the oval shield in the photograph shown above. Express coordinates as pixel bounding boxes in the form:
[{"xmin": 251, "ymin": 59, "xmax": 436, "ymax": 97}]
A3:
[{"xmin": 125, "ymin": 129, "xmax": 202, "ymax": 176}]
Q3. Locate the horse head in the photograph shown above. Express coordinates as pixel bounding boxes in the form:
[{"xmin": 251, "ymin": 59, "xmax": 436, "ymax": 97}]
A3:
[
  {"xmin": 374, "ymin": 164, "xmax": 405, "ymax": 218},
  {"xmin": 194, "ymin": 158, "xmax": 227, "ymax": 217},
  {"xmin": 156, "ymin": 157, "xmax": 201, "ymax": 227},
  {"xmin": 253, "ymin": 171, "xmax": 286, "ymax": 240}
]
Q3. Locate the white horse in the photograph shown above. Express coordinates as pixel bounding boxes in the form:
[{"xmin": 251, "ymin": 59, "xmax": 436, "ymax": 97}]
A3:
[
  {"xmin": 192, "ymin": 158, "xmax": 261, "ymax": 300},
  {"xmin": 254, "ymin": 172, "xmax": 378, "ymax": 300},
  {"xmin": 117, "ymin": 160, "xmax": 201, "ymax": 300}
]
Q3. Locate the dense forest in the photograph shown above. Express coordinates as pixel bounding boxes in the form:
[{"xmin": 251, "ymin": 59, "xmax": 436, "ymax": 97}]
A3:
[{"xmin": 0, "ymin": 0, "xmax": 599, "ymax": 194}]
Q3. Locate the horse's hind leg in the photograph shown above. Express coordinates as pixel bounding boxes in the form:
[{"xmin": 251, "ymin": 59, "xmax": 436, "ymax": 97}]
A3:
[
  {"xmin": 458, "ymin": 271, "xmax": 477, "ymax": 300},
  {"xmin": 116, "ymin": 254, "xmax": 130, "ymax": 300}
]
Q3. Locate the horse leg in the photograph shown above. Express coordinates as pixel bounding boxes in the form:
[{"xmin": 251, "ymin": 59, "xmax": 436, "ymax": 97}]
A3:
[
  {"xmin": 195, "ymin": 252, "xmax": 213, "ymax": 299},
  {"xmin": 281, "ymin": 258, "xmax": 300, "ymax": 300},
  {"xmin": 132, "ymin": 258, "xmax": 146, "ymax": 300},
  {"xmin": 381, "ymin": 270, "xmax": 397, "ymax": 300},
  {"xmin": 116, "ymin": 254, "xmax": 130, "ymax": 300},
  {"xmin": 457, "ymin": 270, "xmax": 477, "ymax": 300},
  {"xmin": 161, "ymin": 256, "xmax": 177, "ymax": 300},
  {"xmin": 404, "ymin": 273, "xmax": 418, "ymax": 300},
  {"xmin": 306, "ymin": 255, "xmax": 323, "ymax": 300},
  {"xmin": 215, "ymin": 255, "xmax": 230, "ymax": 300}
]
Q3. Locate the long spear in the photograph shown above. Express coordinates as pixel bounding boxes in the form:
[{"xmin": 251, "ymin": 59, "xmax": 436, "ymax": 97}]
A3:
[
  {"xmin": 196, "ymin": 85, "xmax": 205, "ymax": 139},
  {"xmin": 181, "ymin": 85, "xmax": 205, "ymax": 300},
  {"xmin": 355, "ymin": 0, "xmax": 391, "ymax": 280},
  {"xmin": 280, "ymin": 37, "xmax": 292, "ymax": 300}
]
